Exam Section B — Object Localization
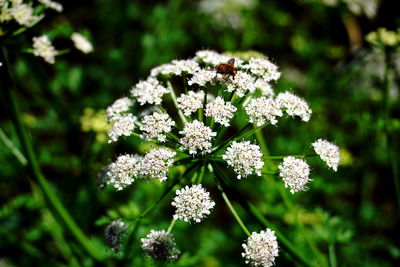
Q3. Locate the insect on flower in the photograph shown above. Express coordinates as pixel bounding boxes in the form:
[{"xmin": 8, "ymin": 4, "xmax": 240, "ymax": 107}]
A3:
[{"xmin": 216, "ymin": 58, "xmax": 237, "ymax": 79}]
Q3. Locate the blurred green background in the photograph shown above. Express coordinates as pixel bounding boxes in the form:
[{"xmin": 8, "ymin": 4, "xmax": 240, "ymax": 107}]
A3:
[{"xmin": 1, "ymin": 0, "xmax": 400, "ymax": 266}]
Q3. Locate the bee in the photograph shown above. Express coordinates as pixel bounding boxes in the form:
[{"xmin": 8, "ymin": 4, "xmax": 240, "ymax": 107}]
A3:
[{"xmin": 216, "ymin": 58, "xmax": 237, "ymax": 79}]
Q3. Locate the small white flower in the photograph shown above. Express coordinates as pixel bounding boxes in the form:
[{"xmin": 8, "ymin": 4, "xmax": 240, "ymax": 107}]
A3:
[
  {"xmin": 32, "ymin": 35, "xmax": 57, "ymax": 64},
  {"xmin": 243, "ymin": 57, "xmax": 281, "ymax": 82},
  {"xmin": 106, "ymin": 97, "xmax": 133, "ymax": 122},
  {"xmin": 188, "ymin": 69, "xmax": 219, "ymax": 86},
  {"xmin": 141, "ymin": 148, "xmax": 176, "ymax": 182},
  {"xmin": 108, "ymin": 114, "xmax": 137, "ymax": 143},
  {"xmin": 205, "ymin": 96, "xmax": 237, "ymax": 126},
  {"xmin": 177, "ymin": 91, "xmax": 205, "ymax": 116},
  {"xmin": 151, "ymin": 59, "xmax": 200, "ymax": 77},
  {"xmin": 105, "ymin": 219, "xmax": 127, "ymax": 252},
  {"xmin": 194, "ymin": 50, "xmax": 231, "ymax": 65},
  {"xmin": 254, "ymin": 79, "xmax": 274, "ymax": 96},
  {"xmin": 131, "ymin": 77, "xmax": 169, "ymax": 105},
  {"xmin": 172, "ymin": 184, "xmax": 215, "ymax": 223},
  {"xmin": 179, "ymin": 120, "xmax": 216, "ymax": 155},
  {"xmin": 276, "ymin": 92, "xmax": 312, "ymax": 122},
  {"xmin": 245, "ymin": 97, "xmax": 283, "ymax": 126},
  {"xmin": 71, "ymin": 33, "xmax": 93, "ymax": 54},
  {"xmin": 312, "ymin": 139, "xmax": 340, "ymax": 171},
  {"xmin": 141, "ymin": 230, "xmax": 180, "ymax": 263},
  {"xmin": 10, "ymin": 3, "xmax": 42, "ymax": 26},
  {"xmin": 278, "ymin": 156, "xmax": 311, "ymax": 194},
  {"xmin": 140, "ymin": 112, "xmax": 175, "ymax": 142},
  {"xmin": 242, "ymin": 229, "xmax": 279, "ymax": 267},
  {"xmin": 106, "ymin": 154, "xmax": 142, "ymax": 190},
  {"xmin": 223, "ymin": 141, "xmax": 264, "ymax": 179},
  {"xmin": 226, "ymin": 71, "xmax": 256, "ymax": 97},
  {"xmin": 38, "ymin": 0, "xmax": 63, "ymax": 12}
]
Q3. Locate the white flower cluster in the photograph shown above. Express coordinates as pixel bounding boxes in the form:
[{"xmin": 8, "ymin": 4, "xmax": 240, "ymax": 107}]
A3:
[
  {"xmin": 205, "ymin": 96, "xmax": 237, "ymax": 126},
  {"xmin": 106, "ymin": 97, "xmax": 133, "ymax": 122},
  {"xmin": 151, "ymin": 59, "xmax": 200, "ymax": 77},
  {"xmin": 106, "ymin": 154, "xmax": 142, "ymax": 190},
  {"xmin": 223, "ymin": 141, "xmax": 264, "ymax": 179},
  {"xmin": 141, "ymin": 230, "xmax": 180, "ymax": 263},
  {"xmin": 108, "ymin": 114, "xmax": 137, "ymax": 143},
  {"xmin": 255, "ymin": 79, "xmax": 274, "ymax": 96},
  {"xmin": 71, "ymin": 33, "xmax": 93, "ymax": 54},
  {"xmin": 195, "ymin": 50, "xmax": 235, "ymax": 66},
  {"xmin": 104, "ymin": 219, "xmax": 127, "ymax": 252},
  {"xmin": 177, "ymin": 91, "xmax": 205, "ymax": 116},
  {"xmin": 179, "ymin": 120, "xmax": 216, "ymax": 155},
  {"xmin": 172, "ymin": 184, "xmax": 215, "ymax": 223},
  {"xmin": 0, "ymin": 1, "xmax": 43, "ymax": 26},
  {"xmin": 32, "ymin": 35, "xmax": 57, "ymax": 64},
  {"xmin": 276, "ymin": 92, "xmax": 312, "ymax": 122},
  {"xmin": 312, "ymin": 139, "xmax": 340, "ymax": 171},
  {"xmin": 140, "ymin": 112, "xmax": 175, "ymax": 142},
  {"xmin": 278, "ymin": 156, "xmax": 311, "ymax": 194},
  {"xmin": 141, "ymin": 148, "xmax": 176, "ymax": 182},
  {"xmin": 38, "ymin": 0, "xmax": 63, "ymax": 12},
  {"xmin": 226, "ymin": 71, "xmax": 256, "ymax": 97},
  {"xmin": 131, "ymin": 77, "xmax": 169, "ymax": 105},
  {"xmin": 245, "ymin": 97, "xmax": 283, "ymax": 126},
  {"xmin": 243, "ymin": 57, "xmax": 281, "ymax": 82},
  {"xmin": 242, "ymin": 229, "xmax": 279, "ymax": 267},
  {"xmin": 188, "ymin": 69, "xmax": 219, "ymax": 86}
]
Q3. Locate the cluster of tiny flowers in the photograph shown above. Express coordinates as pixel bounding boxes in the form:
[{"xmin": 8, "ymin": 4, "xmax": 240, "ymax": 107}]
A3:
[
  {"xmin": 188, "ymin": 69, "xmax": 219, "ymax": 86},
  {"xmin": 32, "ymin": 35, "xmax": 57, "ymax": 64},
  {"xmin": 105, "ymin": 154, "xmax": 142, "ymax": 190},
  {"xmin": 226, "ymin": 71, "xmax": 256, "ymax": 97},
  {"xmin": 71, "ymin": 33, "xmax": 93, "ymax": 54},
  {"xmin": 242, "ymin": 229, "xmax": 279, "ymax": 267},
  {"xmin": 141, "ymin": 230, "xmax": 180, "ymax": 263},
  {"xmin": 179, "ymin": 120, "xmax": 216, "ymax": 154},
  {"xmin": 195, "ymin": 50, "xmax": 239, "ymax": 66},
  {"xmin": 140, "ymin": 148, "xmax": 176, "ymax": 182},
  {"xmin": 140, "ymin": 112, "xmax": 175, "ymax": 142},
  {"xmin": 312, "ymin": 139, "xmax": 340, "ymax": 171},
  {"xmin": 131, "ymin": 77, "xmax": 169, "ymax": 105},
  {"xmin": 255, "ymin": 79, "xmax": 274, "ymax": 96},
  {"xmin": 104, "ymin": 220, "xmax": 127, "ymax": 252},
  {"xmin": 276, "ymin": 92, "xmax": 312, "ymax": 122},
  {"xmin": 38, "ymin": 0, "xmax": 63, "ymax": 12},
  {"xmin": 205, "ymin": 96, "xmax": 237, "ymax": 126},
  {"xmin": 171, "ymin": 184, "xmax": 215, "ymax": 223},
  {"xmin": 245, "ymin": 97, "xmax": 283, "ymax": 126},
  {"xmin": 0, "ymin": 1, "xmax": 42, "ymax": 26},
  {"xmin": 151, "ymin": 59, "xmax": 200, "ymax": 77},
  {"xmin": 243, "ymin": 57, "xmax": 281, "ymax": 82},
  {"xmin": 106, "ymin": 97, "xmax": 133, "ymax": 122},
  {"xmin": 278, "ymin": 156, "xmax": 311, "ymax": 194},
  {"xmin": 108, "ymin": 114, "xmax": 137, "ymax": 143},
  {"xmin": 223, "ymin": 141, "xmax": 264, "ymax": 179},
  {"xmin": 177, "ymin": 91, "xmax": 205, "ymax": 116}
]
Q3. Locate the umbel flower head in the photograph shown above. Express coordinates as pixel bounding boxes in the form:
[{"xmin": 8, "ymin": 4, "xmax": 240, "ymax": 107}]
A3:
[
  {"xmin": 101, "ymin": 50, "xmax": 340, "ymax": 265},
  {"xmin": 104, "ymin": 219, "xmax": 127, "ymax": 252},
  {"xmin": 141, "ymin": 230, "xmax": 180, "ymax": 263},
  {"xmin": 242, "ymin": 228, "xmax": 279, "ymax": 267}
]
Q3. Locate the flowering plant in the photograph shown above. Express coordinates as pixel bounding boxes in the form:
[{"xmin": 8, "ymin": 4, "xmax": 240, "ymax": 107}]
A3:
[{"xmin": 101, "ymin": 50, "xmax": 340, "ymax": 265}]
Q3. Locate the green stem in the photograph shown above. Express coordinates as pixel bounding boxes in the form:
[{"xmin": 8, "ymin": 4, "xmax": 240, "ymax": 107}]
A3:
[
  {"xmin": 196, "ymin": 163, "xmax": 207, "ymax": 184},
  {"xmin": 167, "ymin": 80, "xmax": 187, "ymax": 124},
  {"xmin": 329, "ymin": 243, "xmax": 337, "ymax": 267},
  {"xmin": 210, "ymin": 163, "xmax": 251, "ymax": 237},
  {"xmin": 212, "ymin": 123, "xmax": 252, "ymax": 153},
  {"xmin": 0, "ymin": 47, "xmax": 104, "ymax": 261},
  {"xmin": 167, "ymin": 218, "xmax": 177, "ymax": 234},
  {"xmin": 264, "ymin": 154, "xmax": 317, "ymax": 160},
  {"xmin": 0, "ymin": 128, "xmax": 28, "ymax": 166}
]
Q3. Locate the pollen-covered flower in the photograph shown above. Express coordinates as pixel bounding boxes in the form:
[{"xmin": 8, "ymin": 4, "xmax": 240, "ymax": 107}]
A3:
[
  {"xmin": 222, "ymin": 141, "xmax": 264, "ymax": 179},
  {"xmin": 131, "ymin": 77, "xmax": 169, "ymax": 105},
  {"xmin": 205, "ymin": 96, "xmax": 237, "ymax": 126},
  {"xmin": 226, "ymin": 71, "xmax": 256, "ymax": 97},
  {"xmin": 140, "ymin": 112, "xmax": 175, "ymax": 142},
  {"xmin": 140, "ymin": 148, "xmax": 176, "ymax": 182},
  {"xmin": 245, "ymin": 97, "xmax": 283, "ymax": 126},
  {"xmin": 108, "ymin": 114, "xmax": 137, "ymax": 143},
  {"xmin": 32, "ymin": 35, "xmax": 57, "ymax": 64},
  {"xmin": 276, "ymin": 92, "xmax": 312, "ymax": 122},
  {"xmin": 242, "ymin": 229, "xmax": 279, "ymax": 267},
  {"xmin": 71, "ymin": 33, "xmax": 93, "ymax": 54},
  {"xmin": 106, "ymin": 97, "xmax": 133, "ymax": 122},
  {"xmin": 312, "ymin": 139, "xmax": 340, "ymax": 171},
  {"xmin": 188, "ymin": 69, "xmax": 219, "ymax": 86},
  {"xmin": 106, "ymin": 154, "xmax": 142, "ymax": 190},
  {"xmin": 38, "ymin": 0, "xmax": 63, "ymax": 12},
  {"xmin": 243, "ymin": 57, "xmax": 281, "ymax": 82},
  {"xmin": 105, "ymin": 219, "xmax": 127, "ymax": 252},
  {"xmin": 151, "ymin": 59, "xmax": 200, "ymax": 77},
  {"xmin": 141, "ymin": 230, "xmax": 180, "ymax": 263},
  {"xmin": 172, "ymin": 184, "xmax": 215, "ymax": 223},
  {"xmin": 278, "ymin": 156, "xmax": 311, "ymax": 194},
  {"xmin": 177, "ymin": 91, "xmax": 205, "ymax": 116},
  {"xmin": 179, "ymin": 120, "xmax": 216, "ymax": 154},
  {"xmin": 10, "ymin": 3, "xmax": 42, "ymax": 26}
]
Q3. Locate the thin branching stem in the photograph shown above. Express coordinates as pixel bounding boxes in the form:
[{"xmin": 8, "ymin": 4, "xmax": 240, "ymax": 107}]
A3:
[
  {"xmin": 167, "ymin": 218, "xmax": 177, "ymax": 234},
  {"xmin": 167, "ymin": 80, "xmax": 187, "ymax": 124}
]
